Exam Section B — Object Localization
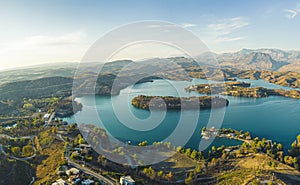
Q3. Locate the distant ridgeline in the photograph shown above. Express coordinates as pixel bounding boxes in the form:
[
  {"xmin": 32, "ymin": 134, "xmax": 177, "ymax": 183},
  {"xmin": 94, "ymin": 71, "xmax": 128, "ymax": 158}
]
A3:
[
  {"xmin": 0, "ymin": 76, "xmax": 73, "ymax": 100},
  {"xmin": 131, "ymin": 95, "xmax": 229, "ymax": 110},
  {"xmin": 186, "ymin": 81, "xmax": 300, "ymax": 99},
  {"xmin": 2, "ymin": 57, "xmax": 300, "ymax": 101}
]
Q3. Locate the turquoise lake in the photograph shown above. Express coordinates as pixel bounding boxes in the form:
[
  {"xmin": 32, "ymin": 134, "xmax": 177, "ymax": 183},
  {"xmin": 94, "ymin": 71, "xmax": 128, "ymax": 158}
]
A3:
[{"xmin": 64, "ymin": 78, "xmax": 300, "ymax": 152}]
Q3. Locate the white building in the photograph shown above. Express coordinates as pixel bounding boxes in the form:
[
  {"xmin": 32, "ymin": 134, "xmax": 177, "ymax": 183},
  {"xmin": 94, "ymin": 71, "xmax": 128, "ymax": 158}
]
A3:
[
  {"xmin": 52, "ymin": 179, "xmax": 67, "ymax": 185},
  {"xmin": 43, "ymin": 113, "xmax": 50, "ymax": 120},
  {"xmin": 120, "ymin": 176, "xmax": 135, "ymax": 185},
  {"xmin": 66, "ymin": 167, "xmax": 80, "ymax": 176}
]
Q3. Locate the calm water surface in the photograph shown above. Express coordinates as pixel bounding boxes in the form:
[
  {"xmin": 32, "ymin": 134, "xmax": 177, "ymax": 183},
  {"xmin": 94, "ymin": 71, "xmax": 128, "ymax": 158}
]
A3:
[{"xmin": 64, "ymin": 78, "xmax": 300, "ymax": 152}]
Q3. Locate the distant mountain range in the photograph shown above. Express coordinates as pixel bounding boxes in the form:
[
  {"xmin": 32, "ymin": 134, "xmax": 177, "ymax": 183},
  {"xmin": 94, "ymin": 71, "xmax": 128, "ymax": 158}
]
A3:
[
  {"xmin": 2, "ymin": 48, "xmax": 300, "ymax": 101},
  {"xmin": 197, "ymin": 48, "xmax": 300, "ymax": 72}
]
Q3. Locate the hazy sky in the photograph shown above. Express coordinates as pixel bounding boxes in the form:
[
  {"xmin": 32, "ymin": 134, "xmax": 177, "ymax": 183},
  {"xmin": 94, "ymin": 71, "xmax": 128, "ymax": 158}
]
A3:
[{"xmin": 1, "ymin": 0, "xmax": 300, "ymax": 70}]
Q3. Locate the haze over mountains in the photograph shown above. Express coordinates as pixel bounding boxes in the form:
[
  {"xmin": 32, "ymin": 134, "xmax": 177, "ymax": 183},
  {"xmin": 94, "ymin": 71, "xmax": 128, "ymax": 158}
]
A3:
[
  {"xmin": 1, "ymin": 48, "xmax": 300, "ymax": 87},
  {"xmin": 197, "ymin": 48, "xmax": 300, "ymax": 72}
]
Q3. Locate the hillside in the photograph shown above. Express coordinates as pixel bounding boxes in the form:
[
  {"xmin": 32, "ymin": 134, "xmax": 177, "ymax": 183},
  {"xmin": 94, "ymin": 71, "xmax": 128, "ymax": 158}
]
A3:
[
  {"xmin": 0, "ymin": 156, "xmax": 34, "ymax": 185},
  {"xmin": 217, "ymin": 49, "xmax": 300, "ymax": 71},
  {"xmin": 0, "ymin": 76, "xmax": 73, "ymax": 100},
  {"xmin": 1, "ymin": 50, "xmax": 300, "ymax": 102}
]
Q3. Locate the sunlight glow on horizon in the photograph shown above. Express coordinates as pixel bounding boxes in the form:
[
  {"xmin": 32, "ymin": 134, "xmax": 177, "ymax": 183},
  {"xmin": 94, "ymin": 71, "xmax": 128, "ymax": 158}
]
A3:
[{"xmin": 1, "ymin": 0, "xmax": 300, "ymax": 70}]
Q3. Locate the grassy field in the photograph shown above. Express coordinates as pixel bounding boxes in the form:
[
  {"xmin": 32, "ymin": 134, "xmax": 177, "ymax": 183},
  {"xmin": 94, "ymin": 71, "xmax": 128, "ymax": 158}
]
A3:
[
  {"xmin": 33, "ymin": 140, "xmax": 65, "ymax": 184},
  {"xmin": 215, "ymin": 153, "xmax": 300, "ymax": 185},
  {"xmin": 152, "ymin": 152, "xmax": 199, "ymax": 181}
]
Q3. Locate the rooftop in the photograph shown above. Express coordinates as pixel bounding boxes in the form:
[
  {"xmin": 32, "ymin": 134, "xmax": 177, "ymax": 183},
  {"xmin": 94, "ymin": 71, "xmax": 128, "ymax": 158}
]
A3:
[{"xmin": 120, "ymin": 176, "xmax": 135, "ymax": 183}]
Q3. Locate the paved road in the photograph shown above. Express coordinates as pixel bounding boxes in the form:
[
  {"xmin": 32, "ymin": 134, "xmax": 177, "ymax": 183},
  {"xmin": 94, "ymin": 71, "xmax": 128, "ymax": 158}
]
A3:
[
  {"xmin": 68, "ymin": 160, "xmax": 115, "ymax": 185},
  {"xmin": 65, "ymin": 145, "xmax": 115, "ymax": 185},
  {"xmin": 0, "ymin": 134, "xmax": 35, "ymax": 140}
]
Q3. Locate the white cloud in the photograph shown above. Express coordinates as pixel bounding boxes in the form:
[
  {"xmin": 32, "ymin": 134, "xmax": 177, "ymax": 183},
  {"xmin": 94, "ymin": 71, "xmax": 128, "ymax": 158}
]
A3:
[
  {"xmin": 214, "ymin": 36, "xmax": 245, "ymax": 43},
  {"xmin": 208, "ymin": 17, "xmax": 249, "ymax": 36},
  {"xmin": 146, "ymin": 24, "xmax": 176, "ymax": 28},
  {"xmin": 207, "ymin": 17, "xmax": 249, "ymax": 43},
  {"xmin": 182, "ymin": 23, "xmax": 197, "ymax": 28},
  {"xmin": 146, "ymin": 23, "xmax": 197, "ymax": 29},
  {"xmin": 284, "ymin": 4, "xmax": 300, "ymax": 19}
]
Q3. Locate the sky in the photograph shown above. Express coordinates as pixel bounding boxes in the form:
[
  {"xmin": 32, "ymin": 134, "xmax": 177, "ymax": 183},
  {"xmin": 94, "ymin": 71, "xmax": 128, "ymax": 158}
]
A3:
[{"xmin": 1, "ymin": 0, "xmax": 300, "ymax": 70}]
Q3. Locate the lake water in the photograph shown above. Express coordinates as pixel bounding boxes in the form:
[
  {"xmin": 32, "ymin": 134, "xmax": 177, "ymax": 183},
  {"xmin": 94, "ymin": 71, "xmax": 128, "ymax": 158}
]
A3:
[{"xmin": 64, "ymin": 78, "xmax": 300, "ymax": 152}]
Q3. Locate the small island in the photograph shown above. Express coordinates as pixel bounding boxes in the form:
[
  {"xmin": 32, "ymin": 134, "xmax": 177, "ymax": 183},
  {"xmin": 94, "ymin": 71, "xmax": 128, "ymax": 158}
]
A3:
[
  {"xmin": 131, "ymin": 95, "xmax": 229, "ymax": 110},
  {"xmin": 186, "ymin": 81, "xmax": 300, "ymax": 99},
  {"xmin": 186, "ymin": 81, "xmax": 251, "ymax": 94}
]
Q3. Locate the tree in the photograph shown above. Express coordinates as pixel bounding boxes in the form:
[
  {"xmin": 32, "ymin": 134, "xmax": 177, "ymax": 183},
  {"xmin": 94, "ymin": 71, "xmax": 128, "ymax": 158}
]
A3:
[
  {"xmin": 22, "ymin": 145, "xmax": 34, "ymax": 157},
  {"xmin": 78, "ymin": 134, "xmax": 85, "ymax": 145},
  {"xmin": 277, "ymin": 143, "xmax": 283, "ymax": 151},
  {"xmin": 190, "ymin": 150, "xmax": 198, "ymax": 159},
  {"xmin": 185, "ymin": 173, "xmax": 193, "ymax": 185},
  {"xmin": 195, "ymin": 164, "xmax": 202, "ymax": 173},
  {"xmin": 211, "ymin": 146, "xmax": 216, "ymax": 153},
  {"xmin": 176, "ymin": 146, "xmax": 183, "ymax": 153},
  {"xmin": 297, "ymin": 134, "xmax": 300, "ymax": 144},
  {"xmin": 166, "ymin": 171, "xmax": 173, "ymax": 181},
  {"xmin": 157, "ymin": 170, "xmax": 164, "ymax": 178},
  {"xmin": 284, "ymin": 156, "xmax": 293, "ymax": 165},
  {"xmin": 271, "ymin": 162, "xmax": 276, "ymax": 169},
  {"xmin": 51, "ymin": 127, "xmax": 57, "ymax": 134},
  {"xmin": 292, "ymin": 157, "xmax": 298, "ymax": 164},
  {"xmin": 211, "ymin": 158, "xmax": 216, "ymax": 165},
  {"xmin": 252, "ymin": 179, "xmax": 262, "ymax": 185},
  {"xmin": 197, "ymin": 151, "xmax": 203, "ymax": 160},
  {"xmin": 138, "ymin": 141, "xmax": 148, "ymax": 146},
  {"xmin": 185, "ymin": 148, "xmax": 191, "ymax": 157},
  {"xmin": 11, "ymin": 146, "xmax": 21, "ymax": 156}
]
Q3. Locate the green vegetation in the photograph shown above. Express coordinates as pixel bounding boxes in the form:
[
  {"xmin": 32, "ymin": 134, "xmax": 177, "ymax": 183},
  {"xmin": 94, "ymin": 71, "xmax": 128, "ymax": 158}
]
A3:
[
  {"xmin": 132, "ymin": 95, "xmax": 229, "ymax": 110},
  {"xmin": 187, "ymin": 82, "xmax": 300, "ymax": 99}
]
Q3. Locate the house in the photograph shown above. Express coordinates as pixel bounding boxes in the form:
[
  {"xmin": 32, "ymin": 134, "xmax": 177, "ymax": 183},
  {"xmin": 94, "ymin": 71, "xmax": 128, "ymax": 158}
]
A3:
[
  {"xmin": 68, "ymin": 175, "xmax": 80, "ymax": 184},
  {"xmin": 82, "ymin": 179, "xmax": 95, "ymax": 185},
  {"xmin": 43, "ymin": 113, "xmax": 51, "ymax": 120},
  {"xmin": 79, "ymin": 144, "xmax": 92, "ymax": 149},
  {"xmin": 224, "ymin": 148, "xmax": 231, "ymax": 152},
  {"xmin": 227, "ymin": 133, "xmax": 235, "ymax": 138},
  {"xmin": 66, "ymin": 167, "xmax": 80, "ymax": 176},
  {"xmin": 120, "ymin": 176, "xmax": 135, "ymax": 185},
  {"xmin": 265, "ymin": 140, "xmax": 273, "ymax": 147},
  {"xmin": 74, "ymin": 178, "xmax": 81, "ymax": 184},
  {"xmin": 52, "ymin": 179, "xmax": 67, "ymax": 185},
  {"xmin": 79, "ymin": 144, "xmax": 92, "ymax": 153}
]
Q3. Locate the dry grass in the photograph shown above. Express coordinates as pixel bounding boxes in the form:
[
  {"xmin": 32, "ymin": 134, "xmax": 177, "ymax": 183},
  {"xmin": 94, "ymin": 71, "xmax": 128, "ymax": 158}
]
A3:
[
  {"xmin": 34, "ymin": 140, "xmax": 65, "ymax": 184},
  {"xmin": 217, "ymin": 153, "xmax": 300, "ymax": 185},
  {"xmin": 153, "ymin": 153, "xmax": 197, "ymax": 172}
]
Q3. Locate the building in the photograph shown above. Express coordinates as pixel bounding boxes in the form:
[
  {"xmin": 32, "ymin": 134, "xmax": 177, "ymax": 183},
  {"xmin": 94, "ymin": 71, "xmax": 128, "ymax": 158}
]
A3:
[
  {"xmin": 79, "ymin": 144, "xmax": 92, "ymax": 153},
  {"xmin": 66, "ymin": 167, "xmax": 80, "ymax": 176},
  {"xmin": 79, "ymin": 144, "xmax": 92, "ymax": 149},
  {"xmin": 52, "ymin": 179, "xmax": 67, "ymax": 185},
  {"xmin": 120, "ymin": 176, "xmax": 135, "ymax": 185},
  {"xmin": 224, "ymin": 148, "xmax": 231, "ymax": 152},
  {"xmin": 43, "ymin": 113, "xmax": 50, "ymax": 120},
  {"xmin": 82, "ymin": 179, "xmax": 95, "ymax": 185}
]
